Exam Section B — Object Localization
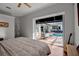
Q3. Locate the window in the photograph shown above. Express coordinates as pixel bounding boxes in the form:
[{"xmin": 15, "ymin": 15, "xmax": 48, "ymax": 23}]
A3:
[{"xmin": 36, "ymin": 15, "xmax": 63, "ymax": 24}]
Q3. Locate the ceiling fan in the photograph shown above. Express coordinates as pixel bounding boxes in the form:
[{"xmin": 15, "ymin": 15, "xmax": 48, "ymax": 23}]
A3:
[
  {"xmin": 6, "ymin": 3, "xmax": 32, "ymax": 10},
  {"xmin": 17, "ymin": 3, "xmax": 32, "ymax": 8}
]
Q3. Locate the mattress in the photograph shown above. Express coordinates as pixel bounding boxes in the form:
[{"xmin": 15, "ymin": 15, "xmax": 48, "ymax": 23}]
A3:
[{"xmin": 0, "ymin": 37, "xmax": 50, "ymax": 56}]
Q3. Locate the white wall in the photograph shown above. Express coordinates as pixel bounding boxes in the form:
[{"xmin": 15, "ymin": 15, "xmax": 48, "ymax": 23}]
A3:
[
  {"xmin": 20, "ymin": 3, "xmax": 74, "ymax": 44},
  {"xmin": 74, "ymin": 4, "xmax": 79, "ymax": 46},
  {"xmin": 0, "ymin": 14, "xmax": 15, "ymax": 40}
]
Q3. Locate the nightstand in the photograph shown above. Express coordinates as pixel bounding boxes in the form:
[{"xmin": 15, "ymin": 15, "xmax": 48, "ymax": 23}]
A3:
[{"xmin": 0, "ymin": 38, "xmax": 4, "ymax": 41}]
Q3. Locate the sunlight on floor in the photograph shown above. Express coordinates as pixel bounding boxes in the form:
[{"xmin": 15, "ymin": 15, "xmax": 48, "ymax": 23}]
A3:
[
  {"xmin": 39, "ymin": 36, "xmax": 63, "ymax": 56},
  {"xmin": 48, "ymin": 45, "xmax": 63, "ymax": 56}
]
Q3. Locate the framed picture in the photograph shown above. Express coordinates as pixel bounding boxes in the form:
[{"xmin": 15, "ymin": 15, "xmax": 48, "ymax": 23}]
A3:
[{"xmin": 0, "ymin": 22, "xmax": 9, "ymax": 27}]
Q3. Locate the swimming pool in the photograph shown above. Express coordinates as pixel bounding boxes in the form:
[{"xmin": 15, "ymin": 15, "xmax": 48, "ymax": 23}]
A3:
[{"xmin": 49, "ymin": 33, "xmax": 63, "ymax": 37}]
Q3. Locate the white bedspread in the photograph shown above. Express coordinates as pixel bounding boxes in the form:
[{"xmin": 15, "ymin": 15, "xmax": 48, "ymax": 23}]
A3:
[{"xmin": 0, "ymin": 37, "xmax": 50, "ymax": 56}]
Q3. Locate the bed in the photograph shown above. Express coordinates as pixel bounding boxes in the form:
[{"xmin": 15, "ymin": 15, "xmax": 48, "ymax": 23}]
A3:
[{"xmin": 0, "ymin": 37, "xmax": 50, "ymax": 56}]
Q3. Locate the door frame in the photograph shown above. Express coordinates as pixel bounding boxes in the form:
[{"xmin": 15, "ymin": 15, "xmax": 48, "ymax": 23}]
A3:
[{"xmin": 33, "ymin": 12, "xmax": 65, "ymax": 40}]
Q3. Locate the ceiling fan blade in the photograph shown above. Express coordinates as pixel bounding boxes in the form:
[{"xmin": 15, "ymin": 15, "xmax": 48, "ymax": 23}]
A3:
[
  {"xmin": 17, "ymin": 3, "xmax": 21, "ymax": 7},
  {"xmin": 24, "ymin": 3, "xmax": 31, "ymax": 8}
]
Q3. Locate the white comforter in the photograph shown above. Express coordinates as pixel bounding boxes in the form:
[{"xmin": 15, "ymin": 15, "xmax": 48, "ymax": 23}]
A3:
[{"xmin": 0, "ymin": 37, "xmax": 50, "ymax": 56}]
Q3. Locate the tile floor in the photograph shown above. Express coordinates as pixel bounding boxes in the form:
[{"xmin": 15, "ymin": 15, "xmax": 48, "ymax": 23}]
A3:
[{"xmin": 39, "ymin": 36, "xmax": 63, "ymax": 56}]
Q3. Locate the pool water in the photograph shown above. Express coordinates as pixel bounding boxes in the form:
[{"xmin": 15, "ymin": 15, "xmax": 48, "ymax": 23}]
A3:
[{"xmin": 49, "ymin": 33, "xmax": 63, "ymax": 37}]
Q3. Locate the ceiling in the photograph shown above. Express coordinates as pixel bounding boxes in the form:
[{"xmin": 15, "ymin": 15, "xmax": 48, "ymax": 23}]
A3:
[{"xmin": 0, "ymin": 3, "xmax": 54, "ymax": 17}]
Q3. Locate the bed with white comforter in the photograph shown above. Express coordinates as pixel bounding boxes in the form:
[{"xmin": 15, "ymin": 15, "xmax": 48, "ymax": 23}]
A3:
[{"xmin": 0, "ymin": 37, "xmax": 50, "ymax": 56}]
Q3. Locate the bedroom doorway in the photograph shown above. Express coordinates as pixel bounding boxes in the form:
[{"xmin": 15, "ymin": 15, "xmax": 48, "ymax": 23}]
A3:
[{"xmin": 33, "ymin": 12, "xmax": 65, "ymax": 47}]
